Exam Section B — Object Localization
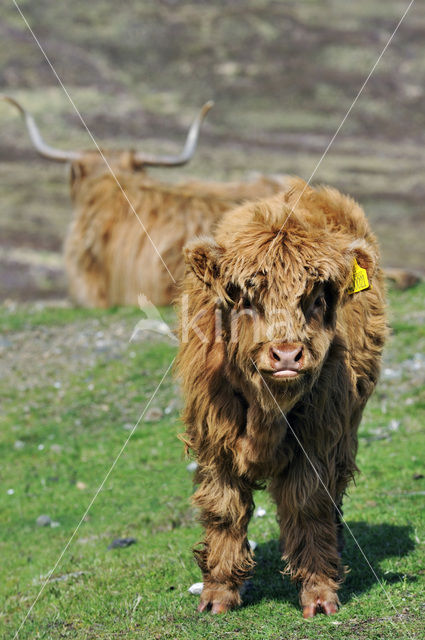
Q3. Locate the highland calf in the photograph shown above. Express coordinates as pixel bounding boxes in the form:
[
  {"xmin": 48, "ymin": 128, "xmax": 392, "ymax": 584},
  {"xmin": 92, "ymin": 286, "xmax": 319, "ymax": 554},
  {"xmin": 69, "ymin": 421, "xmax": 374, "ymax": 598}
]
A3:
[
  {"xmin": 2, "ymin": 96, "xmax": 286, "ymax": 307},
  {"xmin": 177, "ymin": 178, "xmax": 387, "ymax": 617}
]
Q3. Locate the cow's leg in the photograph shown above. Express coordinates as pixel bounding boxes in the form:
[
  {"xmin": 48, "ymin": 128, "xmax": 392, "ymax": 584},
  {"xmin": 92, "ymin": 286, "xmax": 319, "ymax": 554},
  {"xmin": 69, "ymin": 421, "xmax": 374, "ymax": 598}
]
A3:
[
  {"xmin": 193, "ymin": 467, "xmax": 254, "ymax": 613},
  {"xmin": 64, "ymin": 237, "xmax": 109, "ymax": 308},
  {"xmin": 271, "ymin": 477, "xmax": 342, "ymax": 618}
]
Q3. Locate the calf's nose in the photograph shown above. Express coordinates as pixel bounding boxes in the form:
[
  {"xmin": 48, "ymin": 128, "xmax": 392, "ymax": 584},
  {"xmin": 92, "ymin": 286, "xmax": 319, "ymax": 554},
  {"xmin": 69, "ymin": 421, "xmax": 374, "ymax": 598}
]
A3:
[{"xmin": 269, "ymin": 343, "xmax": 304, "ymax": 371}]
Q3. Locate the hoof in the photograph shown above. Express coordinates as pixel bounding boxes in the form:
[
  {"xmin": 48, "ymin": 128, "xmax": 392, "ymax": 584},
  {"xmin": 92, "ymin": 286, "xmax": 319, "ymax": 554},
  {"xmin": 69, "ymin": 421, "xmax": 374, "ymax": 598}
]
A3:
[
  {"xmin": 302, "ymin": 604, "xmax": 316, "ymax": 619},
  {"xmin": 321, "ymin": 600, "xmax": 338, "ymax": 615},
  {"xmin": 197, "ymin": 599, "xmax": 231, "ymax": 614},
  {"xmin": 211, "ymin": 602, "xmax": 229, "ymax": 614},
  {"xmin": 197, "ymin": 601, "xmax": 209, "ymax": 613},
  {"xmin": 197, "ymin": 584, "xmax": 240, "ymax": 614},
  {"xmin": 303, "ymin": 599, "xmax": 339, "ymax": 618}
]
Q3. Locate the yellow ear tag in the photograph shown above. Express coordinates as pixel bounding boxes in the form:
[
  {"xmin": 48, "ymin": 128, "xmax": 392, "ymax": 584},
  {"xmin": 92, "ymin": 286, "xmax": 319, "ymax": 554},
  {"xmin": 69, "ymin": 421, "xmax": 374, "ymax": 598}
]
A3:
[{"xmin": 347, "ymin": 258, "xmax": 370, "ymax": 295}]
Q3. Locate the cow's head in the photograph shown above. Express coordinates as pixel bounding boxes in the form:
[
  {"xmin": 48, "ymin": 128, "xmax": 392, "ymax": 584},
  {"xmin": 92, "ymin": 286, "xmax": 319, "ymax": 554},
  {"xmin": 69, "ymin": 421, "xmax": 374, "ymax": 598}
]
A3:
[
  {"xmin": 1, "ymin": 95, "xmax": 212, "ymax": 195},
  {"xmin": 184, "ymin": 183, "xmax": 378, "ymax": 411}
]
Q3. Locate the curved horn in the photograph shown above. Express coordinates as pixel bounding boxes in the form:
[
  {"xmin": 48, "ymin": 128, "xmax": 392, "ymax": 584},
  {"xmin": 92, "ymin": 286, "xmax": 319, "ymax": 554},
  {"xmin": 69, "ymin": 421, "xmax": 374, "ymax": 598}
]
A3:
[
  {"xmin": 133, "ymin": 100, "xmax": 214, "ymax": 167},
  {"xmin": 0, "ymin": 95, "xmax": 81, "ymax": 162}
]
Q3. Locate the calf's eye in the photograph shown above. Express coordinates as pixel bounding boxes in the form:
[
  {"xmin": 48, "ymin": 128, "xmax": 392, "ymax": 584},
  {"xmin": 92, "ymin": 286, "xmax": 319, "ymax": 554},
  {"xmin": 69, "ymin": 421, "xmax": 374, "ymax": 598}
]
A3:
[
  {"xmin": 242, "ymin": 297, "xmax": 252, "ymax": 309},
  {"xmin": 225, "ymin": 282, "xmax": 240, "ymax": 303},
  {"xmin": 314, "ymin": 295, "xmax": 325, "ymax": 308}
]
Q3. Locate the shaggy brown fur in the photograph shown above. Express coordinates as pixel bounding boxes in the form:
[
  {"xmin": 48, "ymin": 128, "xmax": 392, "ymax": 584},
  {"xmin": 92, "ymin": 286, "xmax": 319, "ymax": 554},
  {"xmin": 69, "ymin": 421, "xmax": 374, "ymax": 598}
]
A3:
[
  {"xmin": 65, "ymin": 152, "xmax": 286, "ymax": 306},
  {"xmin": 177, "ymin": 178, "xmax": 387, "ymax": 617}
]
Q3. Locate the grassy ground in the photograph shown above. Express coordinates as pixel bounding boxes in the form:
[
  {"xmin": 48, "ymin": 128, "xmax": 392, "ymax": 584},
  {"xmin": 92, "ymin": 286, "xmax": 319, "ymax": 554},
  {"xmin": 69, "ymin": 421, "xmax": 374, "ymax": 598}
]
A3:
[
  {"xmin": 1, "ymin": 281, "xmax": 424, "ymax": 639},
  {"xmin": 1, "ymin": 0, "xmax": 425, "ymax": 301}
]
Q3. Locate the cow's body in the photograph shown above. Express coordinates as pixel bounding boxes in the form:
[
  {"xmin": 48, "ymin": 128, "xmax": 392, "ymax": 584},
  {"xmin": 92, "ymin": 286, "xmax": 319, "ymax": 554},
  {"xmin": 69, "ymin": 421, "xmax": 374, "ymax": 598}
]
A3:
[
  {"xmin": 65, "ymin": 161, "xmax": 286, "ymax": 307},
  {"xmin": 2, "ymin": 95, "xmax": 287, "ymax": 306},
  {"xmin": 177, "ymin": 178, "xmax": 387, "ymax": 617}
]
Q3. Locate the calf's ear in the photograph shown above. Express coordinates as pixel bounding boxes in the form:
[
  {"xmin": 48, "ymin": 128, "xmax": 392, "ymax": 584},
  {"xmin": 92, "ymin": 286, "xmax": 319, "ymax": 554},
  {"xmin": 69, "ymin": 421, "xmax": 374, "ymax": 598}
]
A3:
[
  {"xmin": 183, "ymin": 237, "xmax": 223, "ymax": 288},
  {"xmin": 341, "ymin": 238, "xmax": 379, "ymax": 295},
  {"xmin": 347, "ymin": 238, "xmax": 379, "ymax": 277}
]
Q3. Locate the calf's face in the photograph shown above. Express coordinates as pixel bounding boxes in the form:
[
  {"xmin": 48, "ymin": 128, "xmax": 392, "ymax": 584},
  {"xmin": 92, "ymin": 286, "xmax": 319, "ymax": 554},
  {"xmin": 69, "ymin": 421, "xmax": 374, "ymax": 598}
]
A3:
[{"xmin": 184, "ymin": 217, "xmax": 374, "ymax": 410}]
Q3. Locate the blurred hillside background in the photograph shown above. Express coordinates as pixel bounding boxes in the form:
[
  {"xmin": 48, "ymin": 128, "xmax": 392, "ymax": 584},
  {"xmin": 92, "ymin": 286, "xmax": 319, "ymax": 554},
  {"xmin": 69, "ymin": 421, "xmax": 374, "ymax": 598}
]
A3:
[{"xmin": 0, "ymin": 0, "xmax": 424, "ymax": 301}]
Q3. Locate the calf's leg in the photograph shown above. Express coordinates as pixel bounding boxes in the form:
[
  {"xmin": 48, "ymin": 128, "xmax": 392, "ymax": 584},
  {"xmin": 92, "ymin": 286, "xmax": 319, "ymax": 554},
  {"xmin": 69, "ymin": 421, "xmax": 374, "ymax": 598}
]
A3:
[
  {"xmin": 193, "ymin": 467, "xmax": 254, "ymax": 613},
  {"xmin": 271, "ymin": 477, "xmax": 342, "ymax": 618}
]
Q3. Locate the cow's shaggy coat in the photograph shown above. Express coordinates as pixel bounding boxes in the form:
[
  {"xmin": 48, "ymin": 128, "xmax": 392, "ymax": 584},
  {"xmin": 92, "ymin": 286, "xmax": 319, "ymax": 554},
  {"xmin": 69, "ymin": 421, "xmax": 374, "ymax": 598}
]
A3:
[
  {"xmin": 177, "ymin": 178, "xmax": 387, "ymax": 617},
  {"xmin": 65, "ymin": 156, "xmax": 286, "ymax": 307},
  {"xmin": 2, "ymin": 94, "xmax": 287, "ymax": 307}
]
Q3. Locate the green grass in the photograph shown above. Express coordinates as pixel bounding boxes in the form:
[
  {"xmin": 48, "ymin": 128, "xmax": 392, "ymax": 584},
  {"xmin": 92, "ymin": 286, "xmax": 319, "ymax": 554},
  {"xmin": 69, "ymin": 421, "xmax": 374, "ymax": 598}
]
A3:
[
  {"xmin": 0, "ymin": 305, "xmax": 122, "ymax": 333},
  {"xmin": 0, "ymin": 304, "xmax": 176, "ymax": 334},
  {"xmin": 1, "ymin": 283, "xmax": 424, "ymax": 639}
]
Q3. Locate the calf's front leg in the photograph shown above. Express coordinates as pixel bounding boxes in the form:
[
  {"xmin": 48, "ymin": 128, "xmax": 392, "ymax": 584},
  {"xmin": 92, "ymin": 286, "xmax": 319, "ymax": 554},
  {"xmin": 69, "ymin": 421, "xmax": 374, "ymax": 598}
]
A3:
[
  {"xmin": 271, "ymin": 476, "xmax": 342, "ymax": 618},
  {"xmin": 192, "ymin": 466, "xmax": 254, "ymax": 613}
]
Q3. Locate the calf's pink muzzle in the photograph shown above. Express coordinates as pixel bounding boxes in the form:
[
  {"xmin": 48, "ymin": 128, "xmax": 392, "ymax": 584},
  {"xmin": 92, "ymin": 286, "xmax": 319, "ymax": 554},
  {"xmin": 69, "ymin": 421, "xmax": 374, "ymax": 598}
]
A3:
[{"xmin": 269, "ymin": 343, "xmax": 304, "ymax": 378}]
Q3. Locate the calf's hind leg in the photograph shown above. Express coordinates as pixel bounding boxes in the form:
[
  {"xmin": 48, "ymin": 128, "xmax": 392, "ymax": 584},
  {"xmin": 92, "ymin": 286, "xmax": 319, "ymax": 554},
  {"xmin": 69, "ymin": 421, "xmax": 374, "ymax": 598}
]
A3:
[{"xmin": 193, "ymin": 467, "xmax": 254, "ymax": 613}]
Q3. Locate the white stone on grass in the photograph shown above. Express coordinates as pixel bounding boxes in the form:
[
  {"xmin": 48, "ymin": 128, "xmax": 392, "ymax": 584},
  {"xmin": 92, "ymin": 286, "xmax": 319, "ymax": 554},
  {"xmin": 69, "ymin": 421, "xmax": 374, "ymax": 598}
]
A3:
[
  {"xmin": 254, "ymin": 506, "xmax": 266, "ymax": 517},
  {"xmin": 188, "ymin": 582, "xmax": 203, "ymax": 595}
]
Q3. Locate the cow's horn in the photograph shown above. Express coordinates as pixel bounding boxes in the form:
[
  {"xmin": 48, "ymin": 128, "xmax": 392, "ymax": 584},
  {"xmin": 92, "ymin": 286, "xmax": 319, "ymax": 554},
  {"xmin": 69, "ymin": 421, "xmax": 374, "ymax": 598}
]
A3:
[
  {"xmin": 0, "ymin": 95, "xmax": 81, "ymax": 162},
  {"xmin": 133, "ymin": 100, "xmax": 213, "ymax": 167}
]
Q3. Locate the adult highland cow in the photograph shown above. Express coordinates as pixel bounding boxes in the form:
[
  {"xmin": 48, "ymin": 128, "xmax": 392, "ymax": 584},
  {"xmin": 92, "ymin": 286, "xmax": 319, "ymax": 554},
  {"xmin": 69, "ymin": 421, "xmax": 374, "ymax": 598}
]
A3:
[
  {"xmin": 177, "ymin": 178, "xmax": 387, "ymax": 617},
  {"xmin": 2, "ymin": 95, "xmax": 286, "ymax": 307}
]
